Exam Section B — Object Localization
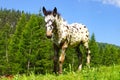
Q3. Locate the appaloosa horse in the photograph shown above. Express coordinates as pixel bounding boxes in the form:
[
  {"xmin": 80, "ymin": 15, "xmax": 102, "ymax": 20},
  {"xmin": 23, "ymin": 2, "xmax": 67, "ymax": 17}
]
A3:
[{"xmin": 42, "ymin": 7, "xmax": 90, "ymax": 74}]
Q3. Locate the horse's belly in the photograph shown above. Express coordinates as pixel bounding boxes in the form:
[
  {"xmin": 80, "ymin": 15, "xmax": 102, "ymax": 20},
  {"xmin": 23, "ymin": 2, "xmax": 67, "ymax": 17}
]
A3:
[{"xmin": 69, "ymin": 36, "xmax": 82, "ymax": 47}]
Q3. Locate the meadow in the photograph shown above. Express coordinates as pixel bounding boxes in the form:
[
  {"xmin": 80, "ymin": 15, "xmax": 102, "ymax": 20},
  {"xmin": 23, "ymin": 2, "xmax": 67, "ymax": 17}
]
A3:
[{"xmin": 1, "ymin": 65, "xmax": 120, "ymax": 80}]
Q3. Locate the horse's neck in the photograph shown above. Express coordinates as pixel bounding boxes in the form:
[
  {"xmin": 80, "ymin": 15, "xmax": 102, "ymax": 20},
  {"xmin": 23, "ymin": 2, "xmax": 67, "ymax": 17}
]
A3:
[
  {"xmin": 55, "ymin": 16, "xmax": 67, "ymax": 29},
  {"xmin": 53, "ymin": 16, "xmax": 68, "ymax": 40}
]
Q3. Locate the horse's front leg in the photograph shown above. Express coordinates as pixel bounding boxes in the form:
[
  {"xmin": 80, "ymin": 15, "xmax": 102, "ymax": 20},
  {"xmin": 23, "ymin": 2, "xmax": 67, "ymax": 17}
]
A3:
[
  {"xmin": 59, "ymin": 42, "xmax": 68, "ymax": 74},
  {"xmin": 53, "ymin": 43, "xmax": 59, "ymax": 74}
]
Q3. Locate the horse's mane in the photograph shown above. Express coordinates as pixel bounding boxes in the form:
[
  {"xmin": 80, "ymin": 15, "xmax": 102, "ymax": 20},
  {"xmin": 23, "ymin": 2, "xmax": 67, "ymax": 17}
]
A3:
[{"xmin": 46, "ymin": 10, "xmax": 61, "ymax": 18}]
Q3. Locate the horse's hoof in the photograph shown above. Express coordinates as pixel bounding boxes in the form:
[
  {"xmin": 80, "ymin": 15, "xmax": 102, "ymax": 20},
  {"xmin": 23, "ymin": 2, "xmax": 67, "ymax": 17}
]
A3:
[{"xmin": 58, "ymin": 71, "xmax": 62, "ymax": 74}]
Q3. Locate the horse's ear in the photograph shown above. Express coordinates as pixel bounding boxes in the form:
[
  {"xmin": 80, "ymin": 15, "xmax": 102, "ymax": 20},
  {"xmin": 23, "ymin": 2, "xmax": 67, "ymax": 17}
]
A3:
[
  {"xmin": 42, "ymin": 7, "xmax": 47, "ymax": 16},
  {"xmin": 53, "ymin": 7, "xmax": 57, "ymax": 17}
]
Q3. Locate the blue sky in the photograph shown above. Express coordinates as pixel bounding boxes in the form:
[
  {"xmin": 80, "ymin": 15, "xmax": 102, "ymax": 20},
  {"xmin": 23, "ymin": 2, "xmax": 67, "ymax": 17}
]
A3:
[{"xmin": 0, "ymin": 0, "xmax": 120, "ymax": 46}]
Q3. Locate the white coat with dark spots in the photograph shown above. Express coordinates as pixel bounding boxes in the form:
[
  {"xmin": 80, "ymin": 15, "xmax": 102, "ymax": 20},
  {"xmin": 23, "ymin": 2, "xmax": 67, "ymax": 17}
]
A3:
[{"xmin": 42, "ymin": 7, "xmax": 90, "ymax": 74}]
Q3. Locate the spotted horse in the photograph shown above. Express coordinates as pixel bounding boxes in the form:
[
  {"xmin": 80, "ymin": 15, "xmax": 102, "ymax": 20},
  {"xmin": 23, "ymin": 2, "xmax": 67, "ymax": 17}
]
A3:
[{"xmin": 42, "ymin": 7, "xmax": 91, "ymax": 74}]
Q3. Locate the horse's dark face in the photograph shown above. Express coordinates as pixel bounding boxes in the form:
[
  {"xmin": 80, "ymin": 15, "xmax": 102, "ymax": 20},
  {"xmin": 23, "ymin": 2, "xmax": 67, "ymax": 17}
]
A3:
[
  {"xmin": 44, "ymin": 15, "xmax": 55, "ymax": 38},
  {"xmin": 42, "ymin": 7, "xmax": 57, "ymax": 39}
]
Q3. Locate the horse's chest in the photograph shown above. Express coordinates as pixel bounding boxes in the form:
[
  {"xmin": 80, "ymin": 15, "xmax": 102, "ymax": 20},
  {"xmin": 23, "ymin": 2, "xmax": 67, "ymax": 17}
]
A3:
[
  {"xmin": 53, "ymin": 27, "xmax": 69, "ymax": 46},
  {"xmin": 53, "ymin": 30, "xmax": 69, "ymax": 44}
]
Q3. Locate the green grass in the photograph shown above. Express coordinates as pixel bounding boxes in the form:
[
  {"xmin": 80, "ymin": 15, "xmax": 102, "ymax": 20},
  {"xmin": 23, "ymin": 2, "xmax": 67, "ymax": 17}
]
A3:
[{"xmin": 1, "ymin": 65, "xmax": 120, "ymax": 80}]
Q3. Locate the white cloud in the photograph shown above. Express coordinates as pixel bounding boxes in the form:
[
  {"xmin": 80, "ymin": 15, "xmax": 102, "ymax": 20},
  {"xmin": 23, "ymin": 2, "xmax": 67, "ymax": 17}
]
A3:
[
  {"xmin": 78, "ymin": 0, "xmax": 120, "ymax": 8},
  {"xmin": 95, "ymin": 0, "xmax": 120, "ymax": 8}
]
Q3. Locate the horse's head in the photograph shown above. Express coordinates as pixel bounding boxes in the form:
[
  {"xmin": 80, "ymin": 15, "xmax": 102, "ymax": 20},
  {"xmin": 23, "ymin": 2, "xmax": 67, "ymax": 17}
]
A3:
[{"xmin": 42, "ymin": 7, "xmax": 58, "ymax": 39}]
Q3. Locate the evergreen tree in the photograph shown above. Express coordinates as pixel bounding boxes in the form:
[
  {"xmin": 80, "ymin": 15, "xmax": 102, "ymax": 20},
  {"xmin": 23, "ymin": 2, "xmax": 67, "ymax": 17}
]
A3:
[
  {"xmin": 98, "ymin": 45, "xmax": 104, "ymax": 65},
  {"xmin": 8, "ymin": 13, "xmax": 27, "ymax": 74},
  {"xmin": 103, "ymin": 45, "xmax": 119, "ymax": 66},
  {"xmin": 19, "ymin": 15, "xmax": 51, "ymax": 74},
  {"xmin": 117, "ymin": 48, "xmax": 120, "ymax": 65},
  {"xmin": 110, "ymin": 45, "xmax": 119, "ymax": 65},
  {"xmin": 19, "ymin": 14, "xmax": 39, "ymax": 73},
  {"xmin": 89, "ymin": 33, "xmax": 99, "ymax": 66},
  {"xmin": 0, "ymin": 23, "xmax": 11, "ymax": 75}
]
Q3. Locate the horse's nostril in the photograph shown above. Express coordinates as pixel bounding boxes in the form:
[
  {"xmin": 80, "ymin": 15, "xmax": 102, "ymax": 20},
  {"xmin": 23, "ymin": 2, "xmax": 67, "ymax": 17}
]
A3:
[{"xmin": 47, "ymin": 35, "xmax": 52, "ymax": 39}]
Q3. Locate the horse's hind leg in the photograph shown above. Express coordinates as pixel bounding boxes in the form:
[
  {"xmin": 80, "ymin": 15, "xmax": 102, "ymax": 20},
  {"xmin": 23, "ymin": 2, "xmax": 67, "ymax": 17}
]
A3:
[
  {"xmin": 76, "ymin": 45, "xmax": 82, "ymax": 71},
  {"xmin": 84, "ymin": 42, "xmax": 91, "ymax": 68}
]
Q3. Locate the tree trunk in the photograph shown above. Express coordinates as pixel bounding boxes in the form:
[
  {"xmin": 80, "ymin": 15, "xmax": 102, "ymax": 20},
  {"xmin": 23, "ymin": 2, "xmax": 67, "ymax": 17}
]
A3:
[{"xmin": 5, "ymin": 32, "xmax": 8, "ymax": 62}]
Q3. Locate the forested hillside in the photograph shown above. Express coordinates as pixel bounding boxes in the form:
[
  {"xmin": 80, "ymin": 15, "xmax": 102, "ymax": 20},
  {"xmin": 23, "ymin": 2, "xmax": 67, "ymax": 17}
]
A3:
[{"xmin": 0, "ymin": 9, "xmax": 120, "ymax": 75}]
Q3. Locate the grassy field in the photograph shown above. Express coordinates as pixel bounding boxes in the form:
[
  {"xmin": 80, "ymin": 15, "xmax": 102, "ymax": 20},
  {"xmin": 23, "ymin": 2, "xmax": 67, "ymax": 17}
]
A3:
[{"xmin": 1, "ymin": 65, "xmax": 120, "ymax": 80}]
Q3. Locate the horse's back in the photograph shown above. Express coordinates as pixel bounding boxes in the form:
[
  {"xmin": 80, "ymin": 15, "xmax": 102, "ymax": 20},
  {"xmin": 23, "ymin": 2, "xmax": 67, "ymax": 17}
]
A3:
[{"xmin": 69, "ymin": 23, "xmax": 89, "ymax": 46}]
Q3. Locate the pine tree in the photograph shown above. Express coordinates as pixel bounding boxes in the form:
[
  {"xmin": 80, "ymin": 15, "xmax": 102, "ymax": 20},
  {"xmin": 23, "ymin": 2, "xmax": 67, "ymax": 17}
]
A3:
[
  {"xmin": 19, "ymin": 14, "xmax": 53, "ymax": 74},
  {"xmin": 117, "ymin": 47, "xmax": 120, "ymax": 65},
  {"xmin": 0, "ymin": 23, "xmax": 11, "ymax": 75},
  {"xmin": 89, "ymin": 33, "xmax": 99, "ymax": 67},
  {"xmin": 8, "ymin": 13, "xmax": 27, "ymax": 74},
  {"xmin": 19, "ymin": 15, "xmax": 41, "ymax": 73},
  {"xmin": 103, "ymin": 45, "xmax": 119, "ymax": 66}
]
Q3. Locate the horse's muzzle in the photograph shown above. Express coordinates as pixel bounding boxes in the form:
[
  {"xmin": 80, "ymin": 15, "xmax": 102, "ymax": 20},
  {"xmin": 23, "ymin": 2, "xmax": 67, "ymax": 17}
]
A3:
[{"xmin": 46, "ymin": 31, "xmax": 52, "ymax": 39}]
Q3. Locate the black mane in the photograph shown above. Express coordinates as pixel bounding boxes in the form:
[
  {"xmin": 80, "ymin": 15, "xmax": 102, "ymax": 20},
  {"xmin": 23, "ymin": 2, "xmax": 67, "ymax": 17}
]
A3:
[{"xmin": 46, "ymin": 10, "xmax": 60, "ymax": 17}]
